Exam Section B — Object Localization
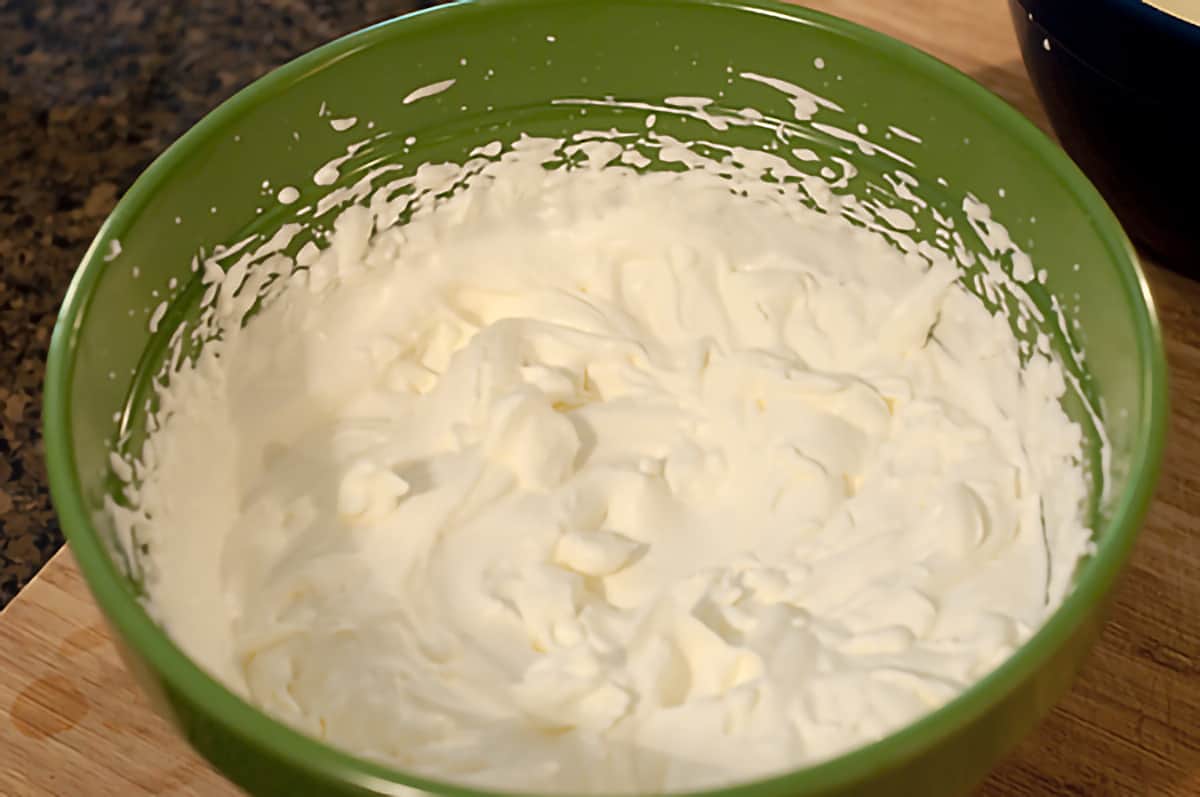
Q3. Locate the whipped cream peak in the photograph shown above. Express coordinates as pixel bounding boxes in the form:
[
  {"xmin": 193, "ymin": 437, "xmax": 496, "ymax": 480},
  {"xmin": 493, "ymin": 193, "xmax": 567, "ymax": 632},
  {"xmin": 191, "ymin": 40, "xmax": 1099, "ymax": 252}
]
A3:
[{"xmin": 110, "ymin": 127, "xmax": 1095, "ymax": 794}]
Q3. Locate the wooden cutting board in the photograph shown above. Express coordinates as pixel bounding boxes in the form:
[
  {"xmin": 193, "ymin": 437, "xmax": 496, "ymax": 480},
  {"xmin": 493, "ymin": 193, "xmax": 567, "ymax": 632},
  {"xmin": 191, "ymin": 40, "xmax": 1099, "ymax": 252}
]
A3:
[
  {"xmin": 4, "ymin": 1, "xmax": 1199, "ymax": 795},
  {"xmin": 0, "ymin": 550, "xmax": 236, "ymax": 796}
]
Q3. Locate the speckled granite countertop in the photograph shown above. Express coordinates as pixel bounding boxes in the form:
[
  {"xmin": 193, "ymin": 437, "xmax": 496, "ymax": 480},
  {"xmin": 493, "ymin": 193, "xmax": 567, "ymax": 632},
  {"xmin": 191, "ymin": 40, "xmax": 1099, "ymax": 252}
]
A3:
[{"xmin": 0, "ymin": 0, "xmax": 437, "ymax": 608}]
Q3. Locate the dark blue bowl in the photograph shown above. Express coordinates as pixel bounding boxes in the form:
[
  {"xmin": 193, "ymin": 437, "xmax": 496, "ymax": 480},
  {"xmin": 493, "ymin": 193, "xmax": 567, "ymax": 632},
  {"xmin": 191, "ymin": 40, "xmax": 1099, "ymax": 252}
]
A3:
[{"xmin": 1011, "ymin": 0, "xmax": 1200, "ymax": 270}]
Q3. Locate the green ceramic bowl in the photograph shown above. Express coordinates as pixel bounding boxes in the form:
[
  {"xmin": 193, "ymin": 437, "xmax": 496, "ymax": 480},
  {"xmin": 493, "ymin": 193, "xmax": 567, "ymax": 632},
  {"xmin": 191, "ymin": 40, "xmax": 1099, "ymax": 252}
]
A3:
[{"xmin": 44, "ymin": 1, "xmax": 1167, "ymax": 795}]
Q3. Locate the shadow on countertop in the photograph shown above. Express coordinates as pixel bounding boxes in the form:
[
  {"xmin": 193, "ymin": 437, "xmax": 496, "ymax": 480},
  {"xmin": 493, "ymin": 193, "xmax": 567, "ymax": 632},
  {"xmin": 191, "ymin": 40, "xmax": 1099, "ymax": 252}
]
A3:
[{"xmin": 0, "ymin": 0, "xmax": 441, "ymax": 608}]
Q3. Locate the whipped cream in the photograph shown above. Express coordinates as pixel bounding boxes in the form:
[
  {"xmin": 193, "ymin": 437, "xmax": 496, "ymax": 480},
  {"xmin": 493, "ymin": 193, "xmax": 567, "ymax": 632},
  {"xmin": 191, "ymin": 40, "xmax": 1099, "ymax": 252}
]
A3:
[{"xmin": 112, "ymin": 145, "xmax": 1093, "ymax": 793}]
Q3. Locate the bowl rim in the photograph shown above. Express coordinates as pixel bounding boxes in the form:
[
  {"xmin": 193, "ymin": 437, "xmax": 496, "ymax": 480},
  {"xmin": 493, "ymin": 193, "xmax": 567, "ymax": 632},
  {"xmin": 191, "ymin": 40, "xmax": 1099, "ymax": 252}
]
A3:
[
  {"xmin": 43, "ymin": 0, "xmax": 1169, "ymax": 795},
  {"xmin": 1013, "ymin": 0, "xmax": 1200, "ymax": 93},
  {"xmin": 1017, "ymin": 0, "xmax": 1200, "ymax": 42}
]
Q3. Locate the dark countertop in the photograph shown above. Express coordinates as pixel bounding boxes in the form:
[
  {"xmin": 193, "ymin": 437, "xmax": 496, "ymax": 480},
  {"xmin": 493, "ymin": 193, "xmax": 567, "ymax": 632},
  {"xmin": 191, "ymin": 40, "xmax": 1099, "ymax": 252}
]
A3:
[{"xmin": 0, "ymin": 0, "xmax": 435, "ymax": 608}]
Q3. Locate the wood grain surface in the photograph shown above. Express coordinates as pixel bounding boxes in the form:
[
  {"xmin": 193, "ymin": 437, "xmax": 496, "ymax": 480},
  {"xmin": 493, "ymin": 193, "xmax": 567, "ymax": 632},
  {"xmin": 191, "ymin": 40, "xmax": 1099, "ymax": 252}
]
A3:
[
  {"xmin": 3, "ymin": 1, "xmax": 1198, "ymax": 795},
  {"xmin": 0, "ymin": 550, "xmax": 234, "ymax": 796}
]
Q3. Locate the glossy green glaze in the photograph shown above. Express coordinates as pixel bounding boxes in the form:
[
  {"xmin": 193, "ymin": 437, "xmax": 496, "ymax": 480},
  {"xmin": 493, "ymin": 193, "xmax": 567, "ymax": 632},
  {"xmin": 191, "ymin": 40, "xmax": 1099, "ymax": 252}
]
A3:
[{"xmin": 44, "ymin": 1, "xmax": 1166, "ymax": 795}]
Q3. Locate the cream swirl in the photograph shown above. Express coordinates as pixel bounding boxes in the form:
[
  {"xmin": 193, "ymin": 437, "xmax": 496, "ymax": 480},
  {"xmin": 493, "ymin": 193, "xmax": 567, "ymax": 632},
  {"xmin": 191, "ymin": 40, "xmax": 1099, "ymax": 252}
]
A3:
[{"xmin": 117, "ymin": 156, "xmax": 1092, "ymax": 794}]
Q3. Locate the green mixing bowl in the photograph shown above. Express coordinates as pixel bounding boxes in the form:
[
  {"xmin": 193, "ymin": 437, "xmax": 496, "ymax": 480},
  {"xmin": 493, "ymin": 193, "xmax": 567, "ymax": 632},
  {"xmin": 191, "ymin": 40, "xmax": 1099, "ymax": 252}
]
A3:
[{"xmin": 44, "ymin": 1, "xmax": 1167, "ymax": 795}]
